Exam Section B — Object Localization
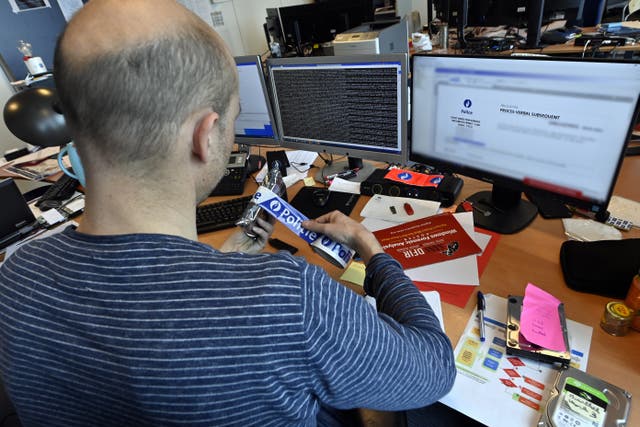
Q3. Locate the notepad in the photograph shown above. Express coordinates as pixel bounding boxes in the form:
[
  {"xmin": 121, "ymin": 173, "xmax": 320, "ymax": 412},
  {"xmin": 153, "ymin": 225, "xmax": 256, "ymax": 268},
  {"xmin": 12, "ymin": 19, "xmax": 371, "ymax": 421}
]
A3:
[{"xmin": 520, "ymin": 284, "xmax": 566, "ymax": 352}]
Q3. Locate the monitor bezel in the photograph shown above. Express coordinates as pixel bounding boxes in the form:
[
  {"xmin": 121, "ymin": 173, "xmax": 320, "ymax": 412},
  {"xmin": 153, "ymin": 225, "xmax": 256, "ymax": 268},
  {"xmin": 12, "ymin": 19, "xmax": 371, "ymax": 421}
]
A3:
[
  {"xmin": 409, "ymin": 53, "xmax": 640, "ymax": 214},
  {"xmin": 234, "ymin": 55, "xmax": 280, "ymax": 147},
  {"xmin": 267, "ymin": 53, "xmax": 408, "ymax": 167}
]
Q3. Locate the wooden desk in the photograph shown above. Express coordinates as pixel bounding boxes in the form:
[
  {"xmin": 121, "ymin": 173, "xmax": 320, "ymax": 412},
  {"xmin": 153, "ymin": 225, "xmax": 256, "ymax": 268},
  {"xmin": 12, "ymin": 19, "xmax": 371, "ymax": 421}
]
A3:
[
  {"xmin": 199, "ymin": 153, "xmax": 640, "ymax": 425},
  {"xmin": 438, "ymin": 26, "xmax": 640, "ymax": 57}
]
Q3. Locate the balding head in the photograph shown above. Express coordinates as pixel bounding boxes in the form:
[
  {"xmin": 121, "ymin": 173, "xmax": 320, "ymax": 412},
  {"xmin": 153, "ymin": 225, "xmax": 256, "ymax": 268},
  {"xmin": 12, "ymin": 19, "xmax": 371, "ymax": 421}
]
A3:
[
  {"xmin": 55, "ymin": 0, "xmax": 237, "ymax": 179},
  {"xmin": 62, "ymin": 0, "xmax": 196, "ymax": 57}
]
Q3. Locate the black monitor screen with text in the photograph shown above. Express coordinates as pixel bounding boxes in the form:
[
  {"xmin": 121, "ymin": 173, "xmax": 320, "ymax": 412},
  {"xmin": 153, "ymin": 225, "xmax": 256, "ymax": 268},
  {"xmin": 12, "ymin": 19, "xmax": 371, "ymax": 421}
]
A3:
[
  {"xmin": 268, "ymin": 54, "xmax": 407, "ymax": 175},
  {"xmin": 410, "ymin": 55, "xmax": 640, "ymax": 233},
  {"xmin": 234, "ymin": 56, "xmax": 278, "ymax": 146}
]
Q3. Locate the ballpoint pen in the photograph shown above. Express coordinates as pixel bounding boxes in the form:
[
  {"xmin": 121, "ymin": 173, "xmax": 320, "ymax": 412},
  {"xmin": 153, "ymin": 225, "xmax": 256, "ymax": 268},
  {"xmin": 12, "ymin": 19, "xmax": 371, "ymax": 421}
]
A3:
[{"xmin": 477, "ymin": 291, "xmax": 486, "ymax": 342}]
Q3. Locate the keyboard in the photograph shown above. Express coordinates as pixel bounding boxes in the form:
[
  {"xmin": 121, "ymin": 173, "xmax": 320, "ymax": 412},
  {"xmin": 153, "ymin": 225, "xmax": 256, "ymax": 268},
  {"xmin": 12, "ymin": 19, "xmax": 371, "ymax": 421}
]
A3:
[
  {"xmin": 196, "ymin": 195, "xmax": 253, "ymax": 234},
  {"xmin": 35, "ymin": 174, "xmax": 80, "ymax": 210}
]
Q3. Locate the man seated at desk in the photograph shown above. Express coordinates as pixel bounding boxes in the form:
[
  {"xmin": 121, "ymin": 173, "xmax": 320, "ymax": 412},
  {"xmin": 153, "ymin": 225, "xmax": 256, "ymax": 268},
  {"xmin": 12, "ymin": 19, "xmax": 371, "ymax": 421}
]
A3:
[{"xmin": 0, "ymin": 0, "xmax": 455, "ymax": 425}]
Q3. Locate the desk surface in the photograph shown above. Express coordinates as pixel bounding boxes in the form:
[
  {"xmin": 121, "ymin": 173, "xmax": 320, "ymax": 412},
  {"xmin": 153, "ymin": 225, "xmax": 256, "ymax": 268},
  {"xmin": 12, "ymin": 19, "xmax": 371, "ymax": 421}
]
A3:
[
  {"xmin": 199, "ymin": 153, "xmax": 640, "ymax": 425},
  {"xmin": 434, "ymin": 26, "xmax": 640, "ymax": 57}
]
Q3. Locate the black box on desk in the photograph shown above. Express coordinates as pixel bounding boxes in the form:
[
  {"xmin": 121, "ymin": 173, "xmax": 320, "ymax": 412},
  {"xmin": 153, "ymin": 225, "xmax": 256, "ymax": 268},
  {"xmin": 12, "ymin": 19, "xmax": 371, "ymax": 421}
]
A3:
[{"xmin": 360, "ymin": 169, "xmax": 463, "ymax": 207}]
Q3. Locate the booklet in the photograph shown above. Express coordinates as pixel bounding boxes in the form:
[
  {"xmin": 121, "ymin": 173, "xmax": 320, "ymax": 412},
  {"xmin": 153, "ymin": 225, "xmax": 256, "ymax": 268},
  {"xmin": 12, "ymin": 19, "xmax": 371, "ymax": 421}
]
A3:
[{"xmin": 372, "ymin": 213, "xmax": 482, "ymax": 270}]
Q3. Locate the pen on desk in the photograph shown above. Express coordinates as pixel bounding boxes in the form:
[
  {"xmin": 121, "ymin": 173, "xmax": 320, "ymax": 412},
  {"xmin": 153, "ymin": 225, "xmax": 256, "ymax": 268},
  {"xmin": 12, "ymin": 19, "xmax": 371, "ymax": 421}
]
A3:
[
  {"xmin": 323, "ymin": 168, "xmax": 359, "ymax": 182},
  {"xmin": 477, "ymin": 291, "xmax": 486, "ymax": 342}
]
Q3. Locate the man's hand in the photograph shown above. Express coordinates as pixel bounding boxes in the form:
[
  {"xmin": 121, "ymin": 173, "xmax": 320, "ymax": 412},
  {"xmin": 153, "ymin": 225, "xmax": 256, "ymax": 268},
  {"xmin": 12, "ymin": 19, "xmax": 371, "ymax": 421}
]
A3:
[
  {"xmin": 220, "ymin": 217, "xmax": 274, "ymax": 254},
  {"xmin": 303, "ymin": 211, "xmax": 383, "ymax": 264}
]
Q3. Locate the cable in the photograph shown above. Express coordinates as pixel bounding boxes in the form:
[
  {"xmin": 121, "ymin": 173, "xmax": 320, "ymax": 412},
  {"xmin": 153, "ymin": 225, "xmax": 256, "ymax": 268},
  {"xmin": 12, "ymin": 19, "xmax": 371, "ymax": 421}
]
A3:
[
  {"xmin": 581, "ymin": 39, "xmax": 591, "ymax": 59},
  {"xmin": 317, "ymin": 152, "xmax": 333, "ymax": 166},
  {"xmin": 289, "ymin": 162, "xmax": 312, "ymax": 173},
  {"xmin": 623, "ymin": 4, "xmax": 630, "ymax": 21}
]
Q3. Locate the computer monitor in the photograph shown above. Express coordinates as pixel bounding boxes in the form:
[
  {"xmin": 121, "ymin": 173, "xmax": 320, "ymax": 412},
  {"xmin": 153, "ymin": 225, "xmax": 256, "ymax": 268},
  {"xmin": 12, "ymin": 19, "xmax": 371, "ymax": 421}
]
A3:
[
  {"xmin": 451, "ymin": 1, "xmax": 605, "ymax": 48},
  {"xmin": 410, "ymin": 54, "xmax": 640, "ymax": 234},
  {"xmin": 274, "ymin": 2, "xmax": 371, "ymax": 55},
  {"xmin": 277, "ymin": 3, "xmax": 328, "ymax": 55},
  {"xmin": 462, "ymin": 0, "xmax": 603, "ymax": 27},
  {"xmin": 0, "ymin": 178, "xmax": 36, "ymax": 250},
  {"xmin": 466, "ymin": 0, "xmax": 527, "ymax": 27},
  {"xmin": 267, "ymin": 54, "xmax": 408, "ymax": 181},
  {"xmin": 234, "ymin": 55, "xmax": 278, "ymax": 148},
  {"xmin": 525, "ymin": 0, "xmax": 606, "ymax": 47}
]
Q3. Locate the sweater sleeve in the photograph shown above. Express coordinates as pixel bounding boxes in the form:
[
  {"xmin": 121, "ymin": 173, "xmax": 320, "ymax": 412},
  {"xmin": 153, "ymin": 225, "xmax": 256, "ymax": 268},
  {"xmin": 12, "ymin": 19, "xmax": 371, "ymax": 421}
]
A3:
[{"xmin": 301, "ymin": 253, "xmax": 456, "ymax": 411}]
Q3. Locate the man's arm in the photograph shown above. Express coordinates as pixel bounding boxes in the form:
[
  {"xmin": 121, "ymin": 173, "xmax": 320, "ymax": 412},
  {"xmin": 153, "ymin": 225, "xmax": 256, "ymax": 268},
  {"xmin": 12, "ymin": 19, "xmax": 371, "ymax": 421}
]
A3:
[{"xmin": 301, "ymin": 212, "xmax": 456, "ymax": 410}]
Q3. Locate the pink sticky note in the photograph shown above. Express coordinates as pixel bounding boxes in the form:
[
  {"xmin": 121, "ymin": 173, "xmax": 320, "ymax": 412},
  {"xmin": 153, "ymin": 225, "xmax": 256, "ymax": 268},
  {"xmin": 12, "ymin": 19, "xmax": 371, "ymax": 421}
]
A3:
[{"xmin": 520, "ymin": 283, "xmax": 566, "ymax": 352}]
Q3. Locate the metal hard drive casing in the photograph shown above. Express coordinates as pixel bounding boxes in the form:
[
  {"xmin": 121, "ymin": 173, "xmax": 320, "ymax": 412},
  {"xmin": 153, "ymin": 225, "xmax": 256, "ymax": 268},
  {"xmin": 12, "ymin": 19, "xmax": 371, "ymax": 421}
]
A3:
[
  {"xmin": 538, "ymin": 366, "xmax": 631, "ymax": 427},
  {"xmin": 506, "ymin": 295, "xmax": 571, "ymax": 366}
]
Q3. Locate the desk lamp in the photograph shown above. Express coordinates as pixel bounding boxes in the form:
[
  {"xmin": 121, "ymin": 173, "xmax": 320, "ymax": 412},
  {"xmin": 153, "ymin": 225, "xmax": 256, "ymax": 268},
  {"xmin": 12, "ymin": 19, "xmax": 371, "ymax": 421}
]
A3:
[{"xmin": 3, "ymin": 87, "xmax": 85, "ymax": 186}]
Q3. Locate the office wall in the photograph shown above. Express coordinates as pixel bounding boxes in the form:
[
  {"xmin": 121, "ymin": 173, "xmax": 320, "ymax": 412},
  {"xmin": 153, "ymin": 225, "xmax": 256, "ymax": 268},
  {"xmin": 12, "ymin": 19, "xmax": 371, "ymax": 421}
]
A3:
[
  {"xmin": 410, "ymin": 0, "xmax": 430, "ymax": 27},
  {"xmin": 0, "ymin": 0, "xmax": 67, "ymax": 156},
  {"xmin": 398, "ymin": 0, "xmax": 431, "ymax": 29},
  {"xmin": 0, "ymin": 74, "xmax": 26, "ymax": 156},
  {"xmin": 1, "ymin": 0, "xmax": 428, "ymax": 157},
  {"xmin": 0, "ymin": 1, "xmax": 68, "ymax": 82},
  {"xmin": 218, "ymin": 0, "xmax": 313, "ymax": 56}
]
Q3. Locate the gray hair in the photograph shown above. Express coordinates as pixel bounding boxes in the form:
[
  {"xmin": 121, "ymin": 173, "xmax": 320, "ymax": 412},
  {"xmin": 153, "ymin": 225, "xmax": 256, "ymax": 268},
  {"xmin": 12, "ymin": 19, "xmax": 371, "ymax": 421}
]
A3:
[{"xmin": 54, "ymin": 24, "xmax": 237, "ymax": 171}]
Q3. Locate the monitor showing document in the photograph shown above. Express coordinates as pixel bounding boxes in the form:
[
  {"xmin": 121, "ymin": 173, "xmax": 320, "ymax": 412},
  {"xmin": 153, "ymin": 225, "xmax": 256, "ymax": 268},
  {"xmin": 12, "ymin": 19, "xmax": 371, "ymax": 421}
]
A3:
[{"xmin": 410, "ymin": 54, "xmax": 640, "ymax": 233}]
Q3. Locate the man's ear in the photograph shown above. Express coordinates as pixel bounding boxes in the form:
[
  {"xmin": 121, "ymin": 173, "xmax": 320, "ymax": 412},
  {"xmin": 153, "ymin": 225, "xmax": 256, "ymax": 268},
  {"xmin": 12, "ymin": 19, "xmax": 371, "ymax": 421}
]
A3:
[{"xmin": 192, "ymin": 111, "xmax": 219, "ymax": 163}]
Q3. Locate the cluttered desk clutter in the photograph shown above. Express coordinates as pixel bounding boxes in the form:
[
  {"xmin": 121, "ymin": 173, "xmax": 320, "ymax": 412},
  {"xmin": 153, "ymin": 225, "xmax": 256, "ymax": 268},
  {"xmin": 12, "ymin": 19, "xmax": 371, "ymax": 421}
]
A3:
[
  {"xmin": 1, "ymin": 1, "xmax": 640, "ymax": 427},
  {"xmin": 425, "ymin": 1, "xmax": 640, "ymax": 58}
]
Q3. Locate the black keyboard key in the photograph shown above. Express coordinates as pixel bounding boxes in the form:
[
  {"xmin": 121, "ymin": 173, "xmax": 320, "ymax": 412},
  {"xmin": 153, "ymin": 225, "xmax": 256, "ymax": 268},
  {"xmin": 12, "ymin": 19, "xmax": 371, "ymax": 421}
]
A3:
[{"xmin": 196, "ymin": 195, "xmax": 253, "ymax": 234}]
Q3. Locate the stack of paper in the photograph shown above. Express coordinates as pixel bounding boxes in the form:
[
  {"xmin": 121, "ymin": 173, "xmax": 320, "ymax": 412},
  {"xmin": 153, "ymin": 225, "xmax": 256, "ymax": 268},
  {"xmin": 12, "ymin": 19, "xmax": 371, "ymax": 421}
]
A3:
[
  {"xmin": 361, "ymin": 205, "xmax": 499, "ymax": 307},
  {"xmin": 440, "ymin": 294, "xmax": 592, "ymax": 427}
]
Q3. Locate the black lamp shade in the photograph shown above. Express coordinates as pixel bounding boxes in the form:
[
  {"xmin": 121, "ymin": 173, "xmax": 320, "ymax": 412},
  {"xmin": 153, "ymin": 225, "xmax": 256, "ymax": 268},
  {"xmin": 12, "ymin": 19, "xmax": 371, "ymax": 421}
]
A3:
[{"xmin": 3, "ymin": 87, "xmax": 71, "ymax": 147}]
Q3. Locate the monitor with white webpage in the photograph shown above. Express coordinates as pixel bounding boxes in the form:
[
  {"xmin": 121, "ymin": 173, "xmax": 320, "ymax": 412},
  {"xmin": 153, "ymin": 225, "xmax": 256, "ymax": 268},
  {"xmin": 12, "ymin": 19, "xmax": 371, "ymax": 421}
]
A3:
[
  {"xmin": 267, "ymin": 54, "xmax": 408, "ymax": 181},
  {"xmin": 410, "ymin": 54, "xmax": 640, "ymax": 234}
]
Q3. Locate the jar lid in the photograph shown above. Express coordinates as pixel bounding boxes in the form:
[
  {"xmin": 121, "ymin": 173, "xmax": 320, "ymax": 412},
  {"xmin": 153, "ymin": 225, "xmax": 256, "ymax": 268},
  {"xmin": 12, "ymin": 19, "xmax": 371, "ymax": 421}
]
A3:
[{"xmin": 605, "ymin": 301, "xmax": 634, "ymax": 321}]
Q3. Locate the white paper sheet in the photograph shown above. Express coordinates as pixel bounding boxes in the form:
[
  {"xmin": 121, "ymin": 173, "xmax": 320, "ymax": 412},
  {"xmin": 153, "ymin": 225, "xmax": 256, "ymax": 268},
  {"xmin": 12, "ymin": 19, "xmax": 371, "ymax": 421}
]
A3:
[
  {"xmin": 440, "ymin": 294, "xmax": 592, "ymax": 427},
  {"xmin": 57, "ymin": 0, "xmax": 84, "ymax": 21},
  {"xmin": 363, "ymin": 212, "xmax": 483, "ymax": 286},
  {"xmin": 256, "ymin": 150, "xmax": 318, "ymax": 183},
  {"xmin": 608, "ymin": 195, "xmax": 640, "ymax": 227},
  {"xmin": 360, "ymin": 194, "xmax": 440, "ymax": 222},
  {"xmin": 327, "ymin": 177, "xmax": 361, "ymax": 194},
  {"xmin": 365, "ymin": 290, "xmax": 444, "ymax": 332},
  {"xmin": 8, "ymin": 146, "xmax": 59, "ymax": 166},
  {"xmin": 286, "ymin": 150, "xmax": 318, "ymax": 173}
]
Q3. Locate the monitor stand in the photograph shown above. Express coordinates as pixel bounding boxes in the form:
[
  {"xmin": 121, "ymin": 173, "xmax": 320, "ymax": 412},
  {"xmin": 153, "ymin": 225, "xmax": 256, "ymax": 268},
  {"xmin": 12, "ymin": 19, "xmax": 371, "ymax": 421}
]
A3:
[
  {"xmin": 466, "ymin": 185, "xmax": 538, "ymax": 234},
  {"xmin": 314, "ymin": 156, "xmax": 376, "ymax": 184}
]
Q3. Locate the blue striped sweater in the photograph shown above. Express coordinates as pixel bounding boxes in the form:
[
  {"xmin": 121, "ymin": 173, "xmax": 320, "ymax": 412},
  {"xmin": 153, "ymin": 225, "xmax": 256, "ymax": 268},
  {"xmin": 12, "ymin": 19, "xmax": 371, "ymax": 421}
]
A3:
[{"xmin": 0, "ymin": 227, "xmax": 455, "ymax": 426}]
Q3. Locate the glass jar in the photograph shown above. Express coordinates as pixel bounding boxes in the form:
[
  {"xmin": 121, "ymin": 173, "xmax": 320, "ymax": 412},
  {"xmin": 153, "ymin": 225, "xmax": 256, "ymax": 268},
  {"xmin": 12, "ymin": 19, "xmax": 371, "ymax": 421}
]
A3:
[{"xmin": 600, "ymin": 301, "xmax": 634, "ymax": 336}]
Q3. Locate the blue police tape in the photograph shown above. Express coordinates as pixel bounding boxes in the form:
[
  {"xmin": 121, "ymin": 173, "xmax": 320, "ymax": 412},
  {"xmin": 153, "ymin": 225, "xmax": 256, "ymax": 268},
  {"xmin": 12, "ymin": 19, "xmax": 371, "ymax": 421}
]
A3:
[{"xmin": 253, "ymin": 186, "xmax": 355, "ymax": 268}]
